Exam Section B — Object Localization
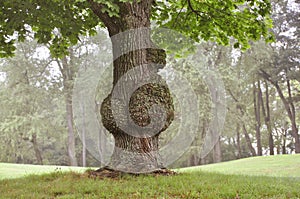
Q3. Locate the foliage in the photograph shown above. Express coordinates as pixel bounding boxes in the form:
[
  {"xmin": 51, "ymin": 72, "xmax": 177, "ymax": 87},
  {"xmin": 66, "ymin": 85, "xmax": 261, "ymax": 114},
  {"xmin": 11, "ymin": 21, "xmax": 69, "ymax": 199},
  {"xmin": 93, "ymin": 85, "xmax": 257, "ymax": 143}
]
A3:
[
  {"xmin": 0, "ymin": 0, "xmax": 274, "ymax": 58},
  {"xmin": 153, "ymin": 0, "xmax": 274, "ymax": 49},
  {"xmin": 0, "ymin": 41, "xmax": 68, "ymax": 164}
]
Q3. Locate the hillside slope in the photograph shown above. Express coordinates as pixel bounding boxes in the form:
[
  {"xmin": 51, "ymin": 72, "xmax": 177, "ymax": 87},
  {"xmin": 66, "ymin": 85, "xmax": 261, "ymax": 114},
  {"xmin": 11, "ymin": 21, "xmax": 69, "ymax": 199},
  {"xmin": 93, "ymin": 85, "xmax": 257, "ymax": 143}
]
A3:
[
  {"xmin": 179, "ymin": 154, "xmax": 300, "ymax": 178},
  {"xmin": 1, "ymin": 154, "xmax": 300, "ymax": 179}
]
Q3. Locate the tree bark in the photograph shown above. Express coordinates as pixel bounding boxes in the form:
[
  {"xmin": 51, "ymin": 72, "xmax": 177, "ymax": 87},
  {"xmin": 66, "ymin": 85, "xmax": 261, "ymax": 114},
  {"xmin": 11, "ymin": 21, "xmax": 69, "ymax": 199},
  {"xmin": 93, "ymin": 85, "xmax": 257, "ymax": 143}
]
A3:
[
  {"xmin": 213, "ymin": 136, "xmax": 222, "ymax": 163},
  {"xmin": 281, "ymin": 127, "xmax": 287, "ymax": 154},
  {"xmin": 253, "ymin": 80, "xmax": 262, "ymax": 156},
  {"xmin": 80, "ymin": 99, "xmax": 87, "ymax": 167},
  {"xmin": 89, "ymin": 1, "xmax": 174, "ymax": 173},
  {"xmin": 57, "ymin": 56, "xmax": 78, "ymax": 166},
  {"xmin": 31, "ymin": 133, "xmax": 43, "ymax": 165},
  {"xmin": 242, "ymin": 124, "xmax": 257, "ymax": 156},
  {"xmin": 66, "ymin": 96, "xmax": 78, "ymax": 166},
  {"xmin": 236, "ymin": 123, "xmax": 242, "ymax": 159},
  {"xmin": 259, "ymin": 80, "xmax": 274, "ymax": 155}
]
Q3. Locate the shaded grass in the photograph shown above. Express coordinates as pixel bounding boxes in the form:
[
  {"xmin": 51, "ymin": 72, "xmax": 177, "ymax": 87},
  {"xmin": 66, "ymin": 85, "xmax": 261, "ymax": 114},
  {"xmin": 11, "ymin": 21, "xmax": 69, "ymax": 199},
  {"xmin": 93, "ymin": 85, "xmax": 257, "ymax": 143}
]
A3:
[
  {"xmin": 0, "ymin": 170, "xmax": 299, "ymax": 199},
  {"xmin": 180, "ymin": 154, "xmax": 300, "ymax": 178}
]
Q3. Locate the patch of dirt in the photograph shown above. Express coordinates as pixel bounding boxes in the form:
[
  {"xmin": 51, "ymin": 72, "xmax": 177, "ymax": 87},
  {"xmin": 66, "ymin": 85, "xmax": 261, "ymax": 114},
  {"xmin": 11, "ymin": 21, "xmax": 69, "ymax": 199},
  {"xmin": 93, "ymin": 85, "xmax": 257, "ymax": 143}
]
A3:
[{"xmin": 85, "ymin": 166, "xmax": 176, "ymax": 180}]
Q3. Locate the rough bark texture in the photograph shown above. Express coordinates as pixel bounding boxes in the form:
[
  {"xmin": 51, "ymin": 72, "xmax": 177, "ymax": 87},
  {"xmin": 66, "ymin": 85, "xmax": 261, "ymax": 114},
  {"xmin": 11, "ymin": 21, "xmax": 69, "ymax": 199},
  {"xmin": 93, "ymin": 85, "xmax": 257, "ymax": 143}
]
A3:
[{"xmin": 89, "ymin": 1, "xmax": 174, "ymax": 173}]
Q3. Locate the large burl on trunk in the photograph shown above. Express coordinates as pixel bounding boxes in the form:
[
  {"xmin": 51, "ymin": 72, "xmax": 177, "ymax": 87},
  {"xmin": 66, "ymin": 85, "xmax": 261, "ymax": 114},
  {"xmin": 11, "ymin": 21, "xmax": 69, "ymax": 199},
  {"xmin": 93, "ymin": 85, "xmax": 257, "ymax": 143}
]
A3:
[{"xmin": 89, "ymin": 0, "xmax": 174, "ymax": 173}]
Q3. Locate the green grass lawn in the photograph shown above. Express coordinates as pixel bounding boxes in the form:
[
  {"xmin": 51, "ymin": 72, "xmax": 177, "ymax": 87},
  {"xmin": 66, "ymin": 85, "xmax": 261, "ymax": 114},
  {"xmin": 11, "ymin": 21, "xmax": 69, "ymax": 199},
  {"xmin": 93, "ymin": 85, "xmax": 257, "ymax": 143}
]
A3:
[
  {"xmin": 0, "ymin": 155, "xmax": 300, "ymax": 198},
  {"xmin": 0, "ymin": 163, "xmax": 88, "ymax": 180},
  {"xmin": 180, "ymin": 154, "xmax": 300, "ymax": 178},
  {"xmin": 0, "ymin": 170, "xmax": 299, "ymax": 198}
]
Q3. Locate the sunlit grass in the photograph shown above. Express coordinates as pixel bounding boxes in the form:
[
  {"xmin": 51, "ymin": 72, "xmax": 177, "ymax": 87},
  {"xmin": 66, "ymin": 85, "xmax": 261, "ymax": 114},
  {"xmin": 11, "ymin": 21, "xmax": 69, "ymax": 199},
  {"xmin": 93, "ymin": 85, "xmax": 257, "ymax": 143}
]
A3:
[
  {"xmin": 179, "ymin": 154, "xmax": 300, "ymax": 178},
  {"xmin": 0, "ymin": 163, "xmax": 88, "ymax": 180}
]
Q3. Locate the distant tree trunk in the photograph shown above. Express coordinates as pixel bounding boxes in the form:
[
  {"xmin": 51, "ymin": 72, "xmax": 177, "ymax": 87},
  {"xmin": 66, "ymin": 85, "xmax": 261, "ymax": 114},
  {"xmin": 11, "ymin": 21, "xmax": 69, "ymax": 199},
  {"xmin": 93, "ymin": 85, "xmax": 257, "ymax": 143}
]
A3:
[
  {"xmin": 213, "ymin": 136, "xmax": 222, "ymax": 163},
  {"xmin": 253, "ymin": 80, "xmax": 262, "ymax": 156},
  {"xmin": 66, "ymin": 96, "xmax": 78, "ymax": 166},
  {"xmin": 31, "ymin": 133, "xmax": 43, "ymax": 165},
  {"xmin": 89, "ymin": 1, "xmax": 174, "ymax": 172},
  {"xmin": 57, "ymin": 55, "xmax": 78, "ymax": 166},
  {"xmin": 228, "ymin": 88, "xmax": 256, "ymax": 157},
  {"xmin": 242, "ymin": 124, "xmax": 257, "ymax": 156},
  {"xmin": 259, "ymin": 80, "xmax": 274, "ymax": 155},
  {"xmin": 236, "ymin": 123, "xmax": 242, "ymax": 159},
  {"xmin": 260, "ymin": 70, "xmax": 300, "ymax": 153},
  {"xmin": 80, "ymin": 100, "xmax": 87, "ymax": 167},
  {"xmin": 281, "ymin": 127, "xmax": 288, "ymax": 154}
]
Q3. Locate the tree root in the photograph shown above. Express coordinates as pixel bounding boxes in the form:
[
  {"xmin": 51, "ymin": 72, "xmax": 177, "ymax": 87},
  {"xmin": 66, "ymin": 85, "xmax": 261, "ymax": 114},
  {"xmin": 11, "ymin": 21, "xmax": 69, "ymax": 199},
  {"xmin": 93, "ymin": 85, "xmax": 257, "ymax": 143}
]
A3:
[{"xmin": 85, "ymin": 166, "xmax": 176, "ymax": 180}]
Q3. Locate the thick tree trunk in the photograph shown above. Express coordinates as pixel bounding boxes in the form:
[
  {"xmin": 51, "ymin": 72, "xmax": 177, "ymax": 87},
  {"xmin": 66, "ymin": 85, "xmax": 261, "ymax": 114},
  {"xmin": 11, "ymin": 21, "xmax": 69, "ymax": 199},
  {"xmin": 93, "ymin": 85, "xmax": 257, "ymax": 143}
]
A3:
[
  {"xmin": 89, "ymin": 1, "xmax": 174, "ymax": 173},
  {"xmin": 31, "ymin": 133, "xmax": 43, "ymax": 165}
]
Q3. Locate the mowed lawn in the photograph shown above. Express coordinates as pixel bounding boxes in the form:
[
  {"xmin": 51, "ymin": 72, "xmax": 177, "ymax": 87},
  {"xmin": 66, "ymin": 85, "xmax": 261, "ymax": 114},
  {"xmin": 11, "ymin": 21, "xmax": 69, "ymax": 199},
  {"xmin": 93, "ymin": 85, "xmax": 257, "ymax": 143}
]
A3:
[
  {"xmin": 0, "ymin": 163, "xmax": 88, "ymax": 180},
  {"xmin": 180, "ymin": 154, "xmax": 300, "ymax": 178},
  {"xmin": 0, "ymin": 154, "xmax": 299, "ymax": 198}
]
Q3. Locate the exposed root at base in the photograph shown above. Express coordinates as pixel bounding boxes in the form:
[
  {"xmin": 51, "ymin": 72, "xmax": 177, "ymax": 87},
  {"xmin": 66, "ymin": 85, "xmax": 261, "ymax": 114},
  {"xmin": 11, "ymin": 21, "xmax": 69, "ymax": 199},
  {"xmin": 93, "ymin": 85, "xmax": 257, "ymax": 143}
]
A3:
[{"xmin": 86, "ymin": 166, "xmax": 176, "ymax": 179}]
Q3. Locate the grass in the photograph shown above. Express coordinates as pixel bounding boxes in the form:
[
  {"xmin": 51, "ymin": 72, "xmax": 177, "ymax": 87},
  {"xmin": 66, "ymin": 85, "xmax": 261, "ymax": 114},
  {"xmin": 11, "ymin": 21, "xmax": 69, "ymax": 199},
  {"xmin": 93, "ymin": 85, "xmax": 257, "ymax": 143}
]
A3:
[
  {"xmin": 180, "ymin": 154, "xmax": 300, "ymax": 178},
  {"xmin": 0, "ymin": 163, "xmax": 88, "ymax": 180},
  {"xmin": 0, "ymin": 155, "xmax": 300, "ymax": 198},
  {"xmin": 0, "ymin": 170, "xmax": 299, "ymax": 198}
]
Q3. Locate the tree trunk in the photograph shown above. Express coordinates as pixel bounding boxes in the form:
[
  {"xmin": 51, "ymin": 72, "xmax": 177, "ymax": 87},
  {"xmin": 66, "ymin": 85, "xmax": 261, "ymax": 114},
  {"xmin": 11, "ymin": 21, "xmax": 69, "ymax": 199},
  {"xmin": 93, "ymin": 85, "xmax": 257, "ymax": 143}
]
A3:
[
  {"xmin": 282, "ymin": 127, "xmax": 287, "ymax": 154},
  {"xmin": 242, "ymin": 124, "xmax": 257, "ymax": 156},
  {"xmin": 66, "ymin": 96, "xmax": 78, "ymax": 166},
  {"xmin": 31, "ymin": 133, "xmax": 43, "ymax": 165},
  {"xmin": 236, "ymin": 123, "xmax": 242, "ymax": 159},
  {"xmin": 259, "ymin": 70, "xmax": 300, "ymax": 153},
  {"xmin": 89, "ymin": 1, "xmax": 174, "ymax": 173},
  {"xmin": 213, "ymin": 136, "xmax": 222, "ymax": 163},
  {"xmin": 80, "ymin": 99, "xmax": 87, "ymax": 167},
  {"xmin": 57, "ymin": 56, "xmax": 78, "ymax": 166},
  {"xmin": 253, "ymin": 80, "xmax": 262, "ymax": 156},
  {"xmin": 286, "ymin": 78, "xmax": 300, "ymax": 153},
  {"xmin": 259, "ymin": 81, "xmax": 274, "ymax": 155}
]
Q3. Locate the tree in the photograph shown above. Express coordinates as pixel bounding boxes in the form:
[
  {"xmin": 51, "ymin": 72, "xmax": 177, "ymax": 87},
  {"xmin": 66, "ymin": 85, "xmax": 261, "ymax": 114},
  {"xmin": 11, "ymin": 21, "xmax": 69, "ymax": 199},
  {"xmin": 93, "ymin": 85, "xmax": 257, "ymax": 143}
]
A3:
[
  {"xmin": 0, "ymin": 41, "xmax": 62, "ymax": 165},
  {"xmin": 0, "ymin": 0, "xmax": 273, "ymax": 172},
  {"xmin": 256, "ymin": 0, "xmax": 300, "ymax": 153}
]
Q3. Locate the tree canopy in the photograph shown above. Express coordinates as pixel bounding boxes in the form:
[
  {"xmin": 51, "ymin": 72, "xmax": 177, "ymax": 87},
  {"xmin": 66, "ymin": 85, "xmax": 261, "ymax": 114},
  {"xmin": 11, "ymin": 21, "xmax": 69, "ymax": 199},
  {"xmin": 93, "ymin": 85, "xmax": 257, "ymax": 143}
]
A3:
[{"xmin": 1, "ymin": 0, "xmax": 274, "ymax": 57}]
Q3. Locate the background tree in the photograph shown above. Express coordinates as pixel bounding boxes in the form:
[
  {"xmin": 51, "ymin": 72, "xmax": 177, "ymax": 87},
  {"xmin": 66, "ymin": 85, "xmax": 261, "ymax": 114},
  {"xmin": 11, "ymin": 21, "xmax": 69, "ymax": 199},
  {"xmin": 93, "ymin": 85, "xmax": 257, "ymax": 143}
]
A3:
[{"xmin": 1, "ymin": 0, "xmax": 274, "ymax": 172}]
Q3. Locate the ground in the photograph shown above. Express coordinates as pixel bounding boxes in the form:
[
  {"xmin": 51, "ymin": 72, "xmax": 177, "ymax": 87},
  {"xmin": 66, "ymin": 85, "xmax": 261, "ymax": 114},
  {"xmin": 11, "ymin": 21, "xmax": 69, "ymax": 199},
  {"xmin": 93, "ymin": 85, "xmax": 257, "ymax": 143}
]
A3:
[{"xmin": 0, "ymin": 155, "xmax": 299, "ymax": 198}]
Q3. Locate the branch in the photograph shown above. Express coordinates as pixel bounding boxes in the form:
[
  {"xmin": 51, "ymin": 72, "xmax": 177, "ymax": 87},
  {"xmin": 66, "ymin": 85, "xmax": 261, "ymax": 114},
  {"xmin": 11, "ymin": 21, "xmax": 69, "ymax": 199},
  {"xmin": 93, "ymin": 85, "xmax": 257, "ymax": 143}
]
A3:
[
  {"xmin": 87, "ymin": 0, "xmax": 119, "ymax": 35},
  {"xmin": 258, "ymin": 69, "xmax": 276, "ymax": 85},
  {"xmin": 187, "ymin": 0, "xmax": 204, "ymax": 17}
]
